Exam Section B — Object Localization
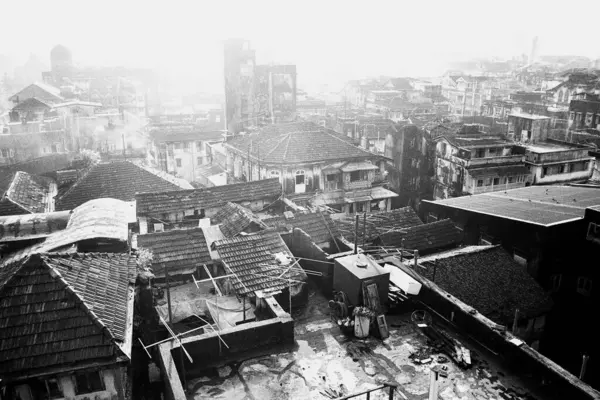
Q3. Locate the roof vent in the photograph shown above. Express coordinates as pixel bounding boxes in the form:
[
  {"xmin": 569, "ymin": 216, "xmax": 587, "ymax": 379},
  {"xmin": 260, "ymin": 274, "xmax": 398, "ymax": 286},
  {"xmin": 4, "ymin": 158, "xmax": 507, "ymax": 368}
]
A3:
[
  {"xmin": 356, "ymin": 255, "xmax": 368, "ymax": 268},
  {"xmin": 283, "ymin": 211, "xmax": 295, "ymax": 220}
]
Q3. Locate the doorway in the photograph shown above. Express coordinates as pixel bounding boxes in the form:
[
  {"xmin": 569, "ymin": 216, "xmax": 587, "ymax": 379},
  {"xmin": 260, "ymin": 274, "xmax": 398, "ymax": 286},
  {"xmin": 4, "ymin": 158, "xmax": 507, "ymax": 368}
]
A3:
[{"xmin": 295, "ymin": 170, "xmax": 306, "ymax": 193}]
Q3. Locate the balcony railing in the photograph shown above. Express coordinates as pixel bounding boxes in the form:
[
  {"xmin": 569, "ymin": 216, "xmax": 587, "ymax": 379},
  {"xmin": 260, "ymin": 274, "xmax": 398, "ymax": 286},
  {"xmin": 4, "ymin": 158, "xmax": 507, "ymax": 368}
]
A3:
[
  {"xmin": 467, "ymin": 155, "xmax": 524, "ymax": 167},
  {"xmin": 343, "ymin": 180, "xmax": 371, "ymax": 190}
]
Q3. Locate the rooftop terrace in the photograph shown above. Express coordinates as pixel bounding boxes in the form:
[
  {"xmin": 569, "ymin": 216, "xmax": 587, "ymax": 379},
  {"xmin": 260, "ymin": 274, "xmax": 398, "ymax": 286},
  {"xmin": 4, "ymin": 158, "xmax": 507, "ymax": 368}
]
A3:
[{"xmin": 183, "ymin": 286, "xmax": 556, "ymax": 400}]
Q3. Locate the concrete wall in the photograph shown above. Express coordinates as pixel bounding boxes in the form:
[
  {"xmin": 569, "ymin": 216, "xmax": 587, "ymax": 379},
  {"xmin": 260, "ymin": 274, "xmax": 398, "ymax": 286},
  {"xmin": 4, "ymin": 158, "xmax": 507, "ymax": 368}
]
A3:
[
  {"xmin": 159, "ymin": 314, "xmax": 294, "ymax": 399},
  {"xmin": 410, "ymin": 273, "xmax": 600, "ymax": 400},
  {"xmin": 531, "ymin": 159, "xmax": 595, "ymax": 185}
]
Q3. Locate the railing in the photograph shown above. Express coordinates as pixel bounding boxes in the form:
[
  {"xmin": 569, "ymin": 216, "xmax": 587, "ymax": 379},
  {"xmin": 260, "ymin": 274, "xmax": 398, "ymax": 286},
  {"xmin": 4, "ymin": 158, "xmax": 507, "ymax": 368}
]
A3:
[
  {"xmin": 467, "ymin": 155, "xmax": 524, "ymax": 167},
  {"xmin": 324, "ymin": 181, "xmax": 340, "ymax": 191},
  {"xmin": 334, "ymin": 382, "xmax": 397, "ymax": 399}
]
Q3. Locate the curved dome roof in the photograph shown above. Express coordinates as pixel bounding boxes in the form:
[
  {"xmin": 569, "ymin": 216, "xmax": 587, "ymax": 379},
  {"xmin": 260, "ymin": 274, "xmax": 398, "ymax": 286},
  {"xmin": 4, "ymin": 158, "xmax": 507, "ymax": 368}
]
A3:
[{"xmin": 51, "ymin": 44, "xmax": 72, "ymax": 59}]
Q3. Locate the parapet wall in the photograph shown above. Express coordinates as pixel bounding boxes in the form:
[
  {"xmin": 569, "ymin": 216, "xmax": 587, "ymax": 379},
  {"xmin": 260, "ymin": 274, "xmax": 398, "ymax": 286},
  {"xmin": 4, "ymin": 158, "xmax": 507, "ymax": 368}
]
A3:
[
  {"xmin": 404, "ymin": 264, "xmax": 600, "ymax": 400},
  {"xmin": 158, "ymin": 301, "xmax": 294, "ymax": 399}
]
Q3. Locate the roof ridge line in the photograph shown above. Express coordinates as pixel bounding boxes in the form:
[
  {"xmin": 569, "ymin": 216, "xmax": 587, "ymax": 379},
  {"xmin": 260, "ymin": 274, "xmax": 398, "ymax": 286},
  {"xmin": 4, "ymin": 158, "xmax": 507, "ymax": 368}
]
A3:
[
  {"xmin": 281, "ymin": 133, "xmax": 293, "ymax": 163},
  {"xmin": 40, "ymin": 254, "xmax": 122, "ymax": 347},
  {"xmin": 56, "ymin": 162, "xmax": 97, "ymax": 206}
]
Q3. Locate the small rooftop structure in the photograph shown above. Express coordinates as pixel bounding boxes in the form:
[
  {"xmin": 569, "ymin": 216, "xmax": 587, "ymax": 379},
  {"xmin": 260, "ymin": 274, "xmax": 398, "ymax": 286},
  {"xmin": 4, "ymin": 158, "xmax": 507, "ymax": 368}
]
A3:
[
  {"xmin": 522, "ymin": 140, "xmax": 593, "ymax": 154},
  {"xmin": 335, "ymin": 206, "xmax": 423, "ymax": 243},
  {"xmin": 424, "ymin": 186, "xmax": 600, "ymax": 227},
  {"xmin": 0, "ymin": 210, "xmax": 71, "ymax": 243},
  {"xmin": 262, "ymin": 211, "xmax": 340, "ymax": 246},
  {"xmin": 213, "ymin": 231, "xmax": 305, "ymax": 297},
  {"xmin": 137, "ymin": 227, "xmax": 212, "ymax": 278},
  {"xmin": 0, "ymin": 252, "xmax": 136, "ymax": 380},
  {"xmin": 508, "ymin": 112, "xmax": 551, "ymax": 121},
  {"xmin": 211, "ymin": 202, "xmax": 267, "ymax": 238}
]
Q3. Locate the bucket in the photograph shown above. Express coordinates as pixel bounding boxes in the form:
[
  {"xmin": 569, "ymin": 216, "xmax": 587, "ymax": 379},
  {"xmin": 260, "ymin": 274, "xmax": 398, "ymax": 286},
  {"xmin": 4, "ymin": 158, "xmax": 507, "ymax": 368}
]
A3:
[{"xmin": 354, "ymin": 315, "xmax": 370, "ymax": 338}]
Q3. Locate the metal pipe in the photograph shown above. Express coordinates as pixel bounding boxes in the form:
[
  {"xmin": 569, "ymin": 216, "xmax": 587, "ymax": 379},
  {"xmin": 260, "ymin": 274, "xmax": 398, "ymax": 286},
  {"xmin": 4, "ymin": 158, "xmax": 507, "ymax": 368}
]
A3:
[
  {"xmin": 580, "ymin": 354, "xmax": 589, "ymax": 380},
  {"xmin": 354, "ymin": 214, "xmax": 359, "ymax": 254}
]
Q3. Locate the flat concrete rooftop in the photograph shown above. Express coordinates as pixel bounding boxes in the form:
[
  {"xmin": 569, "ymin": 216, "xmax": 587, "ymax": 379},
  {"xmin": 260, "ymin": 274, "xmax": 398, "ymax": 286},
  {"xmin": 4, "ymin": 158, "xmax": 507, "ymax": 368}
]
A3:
[{"xmin": 185, "ymin": 287, "xmax": 556, "ymax": 400}]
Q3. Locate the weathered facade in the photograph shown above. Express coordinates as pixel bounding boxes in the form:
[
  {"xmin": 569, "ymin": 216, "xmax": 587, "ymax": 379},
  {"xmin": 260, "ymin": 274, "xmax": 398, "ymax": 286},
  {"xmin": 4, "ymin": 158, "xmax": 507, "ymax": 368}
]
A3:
[
  {"xmin": 385, "ymin": 124, "xmax": 433, "ymax": 208},
  {"xmin": 224, "ymin": 122, "xmax": 397, "ymax": 213},
  {"xmin": 433, "ymin": 136, "xmax": 530, "ymax": 199},
  {"xmin": 517, "ymin": 139, "xmax": 595, "ymax": 185}
]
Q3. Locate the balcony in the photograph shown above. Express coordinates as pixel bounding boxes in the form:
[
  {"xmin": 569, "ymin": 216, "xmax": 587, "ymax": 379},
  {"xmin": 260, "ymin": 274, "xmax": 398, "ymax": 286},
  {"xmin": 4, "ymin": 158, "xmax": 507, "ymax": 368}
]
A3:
[
  {"xmin": 343, "ymin": 179, "xmax": 371, "ymax": 191},
  {"xmin": 466, "ymin": 155, "xmax": 524, "ymax": 167}
]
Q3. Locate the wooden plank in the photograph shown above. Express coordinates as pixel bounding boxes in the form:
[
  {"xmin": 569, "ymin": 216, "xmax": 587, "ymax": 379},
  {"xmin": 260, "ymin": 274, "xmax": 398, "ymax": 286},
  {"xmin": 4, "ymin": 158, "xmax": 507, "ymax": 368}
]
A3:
[{"xmin": 203, "ymin": 264, "xmax": 222, "ymax": 296}]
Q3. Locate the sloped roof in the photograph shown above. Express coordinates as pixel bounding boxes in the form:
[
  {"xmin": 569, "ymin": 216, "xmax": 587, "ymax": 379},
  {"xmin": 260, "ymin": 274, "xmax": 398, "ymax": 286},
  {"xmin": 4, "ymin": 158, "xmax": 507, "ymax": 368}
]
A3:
[
  {"xmin": 386, "ymin": 78, "xmax": 415, "ymax": 91},
  {"xmin": 379, "ymin": 219, "xmax": 463, "ymax": 254},
  {"xmin": 0, "ymin": 171, "xmax": 53, "ymax": 216},
  {"xmin": 56, "ymin": 161, "xmax": 182, "ymax": 211},
  {"xmin": 8, "ymin": 82, "xmax": 63, "ymax": 103},
  {"xmin": 135, "ymin": 178, "xmax": 281, "ymax": 216},
  {"xmin": 211, "ymin": 202, "xmax": 267, "ymax": 238},
  {"xmin": 11, "ymin": 97, "xmax": 54, "ymax": 111},
  {"xmin": 262, "ymin": 211, "xmax": 340, "ymax": 244},
  {"xmin": 335, "ymin": 207, "xmax": 423, "ymax": 243},
  {"xmin": 0, "ymin": 252, "xmax": 136, "ymax": 379},
  {"xmin": 0, "ymin": 198, "xmax": 131, "ymax": 268},
  {"xmin": 213, "ymin": 231, "xmax": 305, "ymax": 296},
  {"xmin": 225, "ymin": 122, "xmax": 379, "ymax": 164},
  {"xmin": 417, "ymin": 246, "xmax": 553, "ymax": 324},
  {"xmin": 137, "ymin": 228, "xmax": 212, "ymax": 277}
]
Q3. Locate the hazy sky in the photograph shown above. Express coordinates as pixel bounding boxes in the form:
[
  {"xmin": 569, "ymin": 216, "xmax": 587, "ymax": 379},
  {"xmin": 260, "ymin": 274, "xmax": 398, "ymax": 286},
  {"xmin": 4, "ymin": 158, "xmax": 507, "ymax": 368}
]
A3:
[{"xmin": 2, "ymin": 0, "xmax": 599, "ymax": 93}]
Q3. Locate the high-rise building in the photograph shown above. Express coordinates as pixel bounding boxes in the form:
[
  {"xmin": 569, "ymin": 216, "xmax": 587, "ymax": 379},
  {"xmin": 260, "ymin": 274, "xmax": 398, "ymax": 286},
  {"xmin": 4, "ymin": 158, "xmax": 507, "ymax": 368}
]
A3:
[
  {"xmin": 529, "ymin": 36, "xmax": 539, "ymax": 65},
  {"xmin": 223, "ymin": 39, "xmax": 256, "ymax": 133}
]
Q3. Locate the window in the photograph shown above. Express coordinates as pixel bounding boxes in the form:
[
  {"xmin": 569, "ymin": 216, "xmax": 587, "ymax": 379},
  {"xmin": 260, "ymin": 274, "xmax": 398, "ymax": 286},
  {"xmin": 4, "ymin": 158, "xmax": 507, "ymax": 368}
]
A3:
[
  {"xmin": 476, "ymin": 149, "xmax": 485, "ymax": 158},
  {"xmin": 485, "ymin": 178, "xmax": 492, "ymax": 186},
  {"xmin": 550, "ymin": 274, "xmax": 562, "ymax": 292},
  {"xmin": 559, "ymin": 164, "xmax": 565, "ymax": 174},
  {"xmin": 577, "ymin": 277, "xmax": 592, "ymax": 297},
  {"xmin": 75, "ymin": 371, "xmax": 104, "ymax": 394},
  {"xmin": 43, "ymin": 378, "xmax": 62, "ymax": 399},
  {"xmin": 270, "ymin": 170, "xmax": 280, "ymax": 177},
  {"xmin": 215, "ymin": 115, "xmax": 221, "ymax": 123},
  {"xmin": 440, "ymin": 142, "xmax": 447, "ymax": 154},
  {"xmin": 542, "ymin": 167, "xmax": 548, "ymax": 177},
  {"xmin": 184, "ymin": 141, "xmax": 191, "ymax": 150},
  {"xmin": 176, "ymin": 159, "xmax": 182, "ymax": 168},
  {"xmin": 587, "ymin": 222, "xmax": 600, "ymax": 243},
  {"xmin": 196, "ymin": 156, "xmax": 203, "ymax": 165},
  {"xmin": 350, "ymin": 170, "xmax": 361, "ymax": 182},
  {"xmin": 493, "ymin": 178, "xmax": 499, "ymax": 185},
  {"xmin": 196, "ymin": 141, "xmax": 203, "ymax": 152},
  {"xmin": 295, "ymin": 170, "xmax": 305, "ymax": 184},
  {"xmin": 174, "ymin": 142, "xmax": 182, "ymax": 150},
  {"xmin": 477, "ymin": 179, "xmax": 483, "ymax": 187},
  {"xmin": 503, "ymin": 177, "xmax": 508, "ymax": 184},
  {"xmin": 0, "ymin": 148, "xmax": 8, "ymax": 157},
  {"xmin": 326, "ymin": 174, "xmax": 337, "ymax": 181},
  {"xmin": 488, "ymin": 147, "xmax": 496, "ymax": 155}
]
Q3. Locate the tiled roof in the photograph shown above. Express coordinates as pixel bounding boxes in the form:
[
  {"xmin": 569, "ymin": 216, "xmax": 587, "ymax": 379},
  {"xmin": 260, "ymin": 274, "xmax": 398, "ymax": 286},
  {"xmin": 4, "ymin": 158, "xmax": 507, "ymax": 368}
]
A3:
[
  {"xmin": 149, "ymin": 129, "xmax": 224, "ymax": 143},
  {"xmin": 137, "ymin": 228, "xmax": 212, "ymax": 277},
  {"xmin": 425, "ymin": 186, "xmax": 600, "ymax": 226},
  {"xmin": 225, "ymin": 122, "xmax": 379, "ymax": 164},
  {"xmin": 417, "ymin": 246, "xmax": 553, "ymax": 324},
  {"xmin": 262, "ymin": 211, "xmax": 340, "ymax": 244},
  {"xmin": 213, "ymin": 231, "xmax": 305, "ymax": 296},
  {"xmin": 56, "ymin": 161, "xmax": 182, "ymax": 211},
  {"xmin": 379, "ymin": 219, "xmax": 463, "ymax": 254},
  {"xmin": 0, "ymin": 252, "xmax": 136, "ymax": 379},
  {"xmin": 0, "ymin": 171, "xmax": 53, "ymax": 216},
  {"xmin": 211, "ymin": 202, "xmax": 267, "ymax": 238},
  {"xmin": 335, "ymin": 207, "xmax": 423, "ymax": 243},
  {"xmin": 135, "ymin": 178, "xmax": 281, "ymax": 216}
]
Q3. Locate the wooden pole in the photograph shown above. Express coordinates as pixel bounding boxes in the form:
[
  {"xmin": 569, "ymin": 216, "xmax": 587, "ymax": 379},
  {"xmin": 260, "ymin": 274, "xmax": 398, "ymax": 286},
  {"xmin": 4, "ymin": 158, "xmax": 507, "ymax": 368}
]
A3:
[
  {"xmin": 354, "ymin": 214, "xmax": 360, "ymax": 254},
  {"xmin": 164, "ymin": 267, "xmax": 173, "ymax": 324},
  {"xmin": 580, "ymin": 354, "xmax": 589, "ymax": 380},
  {"xmin": 432, "ymin": 260, "xmax": 437, "ymax": 283},
  {"xmin": 362, "ymin": 211, "xmax": 367, "ymax": 248},
  {"xmin": 413, "ymin": 250, "xmax": 419, "ymax": 268},
  {"xmin": 428, "ymin": 369, "xmax": 440, "ymax": 400},
  {"xmin": 512, "ymin": 308, "xmax": 520, "ymax": 335}
]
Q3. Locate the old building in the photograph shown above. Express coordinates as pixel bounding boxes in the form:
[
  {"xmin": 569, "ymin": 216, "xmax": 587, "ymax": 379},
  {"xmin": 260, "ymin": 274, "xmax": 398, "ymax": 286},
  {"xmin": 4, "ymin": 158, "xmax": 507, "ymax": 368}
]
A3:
[
  {"xmin": 135, "ymin": 178, "xmax": 282, "ymax": 233},
  {"xmin": 0, "ymin": 171, "xmax": 56, "ymax": 216},
  {"xmin": 441, "ymin": 75, "xmax": 495, "ymax": 116},
  {"xmin": 137, "ymin": 227, "xmax": 213, "ymax": 280},
  {"xmin": 224, "ymin": 39, "xmax": 297, "ymax": 133},
  {"xmin": 262, "ymin": 210, "xmax": 340, "ymax": 250},
  {"xmin": 507, "ymin": 113, "xmax": 551, "ymax": 143},
  {"xmin": 433, "ymin": 134, "xmax": 529, "ymax": 199},
  {"xmin": 422, "ymin": 185, "xmax": 600, "ymax": 383},
  {"xmin": 147, "ymin": 127, "xmax": 225, "ymax": 183},
  {"xmin": 568, "ymin": 92, "xmax": 600, "ymax": 131},
  {"xmin": 224, "ymin": 122, "xmax": 397, "ymax": 213},
  {"xmin": 546, "ymin": 70, "xmax": 600, "ymax": 107},
  {"xmin": 0, "ymin": 252, "xmax": 136, "ymax": 400},
  {"xmin": 8, "ymin": 82, "xmax": 64, "ymax": 108},
  {"xmin": 385, "ymin": 124, "xmax": 433, "ymax": 208},
  {"xmin": 377, "ymin": 218, "xmax": 463, "ymax": 255},
  {"xmin": 517, "ymin": 139, "xmax": 595, "ymax": 185},
  {"xmin": 55, "ymin": 160, "xmax": 189, "ymax": 211}
]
